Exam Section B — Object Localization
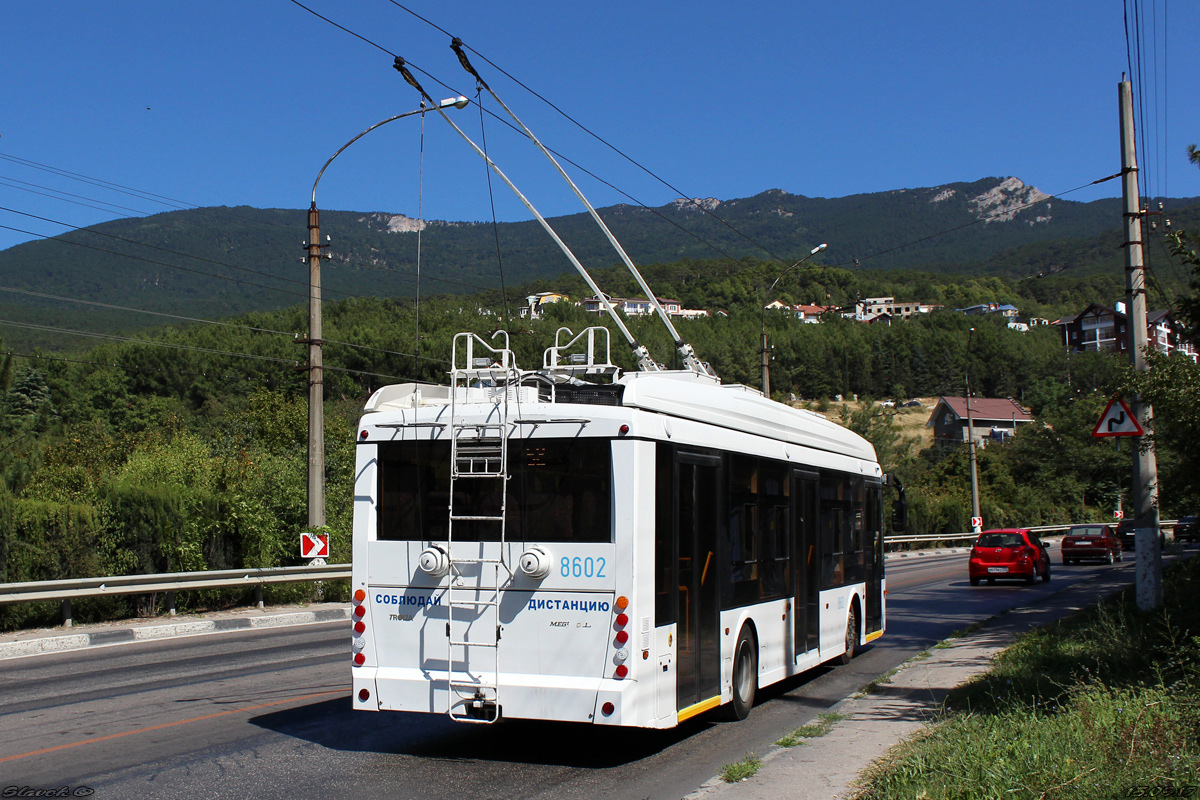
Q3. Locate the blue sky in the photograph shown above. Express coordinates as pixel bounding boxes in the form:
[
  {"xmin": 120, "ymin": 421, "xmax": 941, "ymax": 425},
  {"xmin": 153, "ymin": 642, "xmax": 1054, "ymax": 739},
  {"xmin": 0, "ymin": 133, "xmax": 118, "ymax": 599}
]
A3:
[{"xmin": 1, "ymin": 1, "xmax": 1196, "ymax": 254}]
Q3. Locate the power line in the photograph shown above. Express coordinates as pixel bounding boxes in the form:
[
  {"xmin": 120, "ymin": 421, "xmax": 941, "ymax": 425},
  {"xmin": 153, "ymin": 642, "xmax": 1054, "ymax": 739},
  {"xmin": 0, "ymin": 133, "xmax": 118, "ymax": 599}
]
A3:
[
  {"xmin": 4, "ymin": 349, "xmax": 235, "ymax": 379},
  {"xmin": 0, "ymin": 318, "xmax": 432, "ymax": 384},
  {"xmin": 841, "ymin": 174, "xmax": 1124, "ymax": 270},
  {"xmin": 0, "ymin": 152, "xmax": 194, "ymax": 210},
  {"xmin": 0, "ymin": 221, "xmax": 315, "ymax": 303},
  {"xmin": 0, "ymin": 284, "xmax": 451, "ymax": 365},
  {"xmin": 1, "ymin": 196, "xmax": 502, "ymax": 299},
  {"xmin": 0, "ymin": 318, "xmax": 297, "ymax": 364},
  {"xmin": 0, "ymin": 176, "xmax": 152, "ymax": 216}
]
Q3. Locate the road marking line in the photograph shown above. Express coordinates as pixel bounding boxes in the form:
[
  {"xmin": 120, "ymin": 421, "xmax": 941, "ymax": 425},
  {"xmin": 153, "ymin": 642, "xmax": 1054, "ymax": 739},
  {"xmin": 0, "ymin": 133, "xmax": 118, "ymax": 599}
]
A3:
[{"xmin": 0, "ymin": 688, "xmax": 348, "ymax": 764}]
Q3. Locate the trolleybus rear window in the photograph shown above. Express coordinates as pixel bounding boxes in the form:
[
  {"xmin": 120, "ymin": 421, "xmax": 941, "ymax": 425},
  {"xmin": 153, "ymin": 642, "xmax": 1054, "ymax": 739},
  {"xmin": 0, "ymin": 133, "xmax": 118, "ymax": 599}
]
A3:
[{"xmin": 377, "ymin": 438, "xmax": 612, "ymax": 543}]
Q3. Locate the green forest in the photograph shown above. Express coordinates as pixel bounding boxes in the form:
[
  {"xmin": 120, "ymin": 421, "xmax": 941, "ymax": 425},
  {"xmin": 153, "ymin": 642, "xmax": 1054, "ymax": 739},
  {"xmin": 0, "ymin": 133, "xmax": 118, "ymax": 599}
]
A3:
[{"xmin": 2, "ymin": 249, "xmax": 1199, "ymax": 631}]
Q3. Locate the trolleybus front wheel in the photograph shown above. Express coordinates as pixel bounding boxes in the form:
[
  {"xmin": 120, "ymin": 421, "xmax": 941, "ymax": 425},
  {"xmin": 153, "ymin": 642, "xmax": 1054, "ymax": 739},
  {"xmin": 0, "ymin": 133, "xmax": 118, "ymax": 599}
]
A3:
[{"xmin": 721, "ymin": 626, "xmax": 758, "ymax": 721}]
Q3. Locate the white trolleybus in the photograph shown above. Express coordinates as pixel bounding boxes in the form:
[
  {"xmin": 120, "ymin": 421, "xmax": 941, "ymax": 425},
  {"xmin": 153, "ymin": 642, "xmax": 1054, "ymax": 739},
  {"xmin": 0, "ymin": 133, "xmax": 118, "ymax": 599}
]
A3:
[
  {"xmin": 349, "ymin": 54, "xmax": 900, "ymax": 728},
  {"xmin": 349, "ymin": 327, "xmax": 893, "ymax": 728}
]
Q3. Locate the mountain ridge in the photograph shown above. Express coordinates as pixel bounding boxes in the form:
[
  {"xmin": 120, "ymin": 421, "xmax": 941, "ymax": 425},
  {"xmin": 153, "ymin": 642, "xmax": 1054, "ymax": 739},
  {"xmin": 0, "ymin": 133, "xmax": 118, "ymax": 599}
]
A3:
[{"xmin": 1, "ymin": 176, "xmax": 1195, "ymax": 347}]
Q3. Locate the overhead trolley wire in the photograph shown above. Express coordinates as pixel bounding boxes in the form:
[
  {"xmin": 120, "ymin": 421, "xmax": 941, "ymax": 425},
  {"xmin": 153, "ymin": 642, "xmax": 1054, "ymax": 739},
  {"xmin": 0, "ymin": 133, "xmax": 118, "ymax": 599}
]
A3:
[
  {"xmin": 291, "ymin": 1, "xmax": 769, "ymax": 268},
  {"xmin": 380, "ymin": 1, "xmax": 788, "ymax": 265}
]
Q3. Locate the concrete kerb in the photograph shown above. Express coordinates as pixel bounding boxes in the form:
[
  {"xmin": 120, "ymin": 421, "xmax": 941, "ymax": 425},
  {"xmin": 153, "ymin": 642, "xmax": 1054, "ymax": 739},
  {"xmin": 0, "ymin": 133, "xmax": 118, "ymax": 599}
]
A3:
[
  {"xmin": 0, "ymin": 603, "xmax": 350, "ymax": 660},
  {"xmin": 688, "ymin": 564, "xmax": 1137, "ymax": 800}
]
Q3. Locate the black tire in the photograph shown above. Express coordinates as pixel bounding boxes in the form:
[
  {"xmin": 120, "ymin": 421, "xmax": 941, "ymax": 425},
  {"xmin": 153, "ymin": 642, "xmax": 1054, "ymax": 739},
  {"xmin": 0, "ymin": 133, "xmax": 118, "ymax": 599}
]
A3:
[
  {"xmin": 1025, "ymin": 570, "xmax": 1037, "ymax": 585},
  {"xmin": 1063, "ymin": 558, "xmax": 1072, "ymax": 566},
  {"xmin": 721, "ymin": 626, "xmax": 757, "ymax": 721},
  {"xmin": 1041, "ymin": 564, "xmax": 1051, "ymax": 583},
  {"xmin": 838, "ymin": 605, "xmax": 859, "ymax": 665},
  {"xmin": 1107, "ymin": 550, "xmax": 1116, "ymax": 565},
  {"xmin": 970, "ymin": 576, "xmax": 980, "ymax": 586}
]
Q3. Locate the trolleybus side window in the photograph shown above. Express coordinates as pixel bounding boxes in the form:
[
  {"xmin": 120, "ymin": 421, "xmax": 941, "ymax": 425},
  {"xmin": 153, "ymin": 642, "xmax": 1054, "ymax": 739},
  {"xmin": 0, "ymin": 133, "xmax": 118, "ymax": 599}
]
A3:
[
  {"xmin": 377, "ymin": 438, "xmax": 612, "ymax": 542},
  {"xmin": 818, "ymin": 472, "xmax": 869, "ymax": 588},
  {"xmin": 727, "ymin": 454, "xmax": 791, "ymax": 607}
]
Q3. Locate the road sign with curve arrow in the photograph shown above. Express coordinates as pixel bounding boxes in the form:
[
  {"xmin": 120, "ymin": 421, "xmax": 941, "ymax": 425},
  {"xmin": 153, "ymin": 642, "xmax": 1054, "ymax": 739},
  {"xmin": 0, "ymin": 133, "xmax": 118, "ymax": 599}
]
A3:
[{"xmin": 1092, "ymin": 395, "xmax": 1143, "ymax": 437}]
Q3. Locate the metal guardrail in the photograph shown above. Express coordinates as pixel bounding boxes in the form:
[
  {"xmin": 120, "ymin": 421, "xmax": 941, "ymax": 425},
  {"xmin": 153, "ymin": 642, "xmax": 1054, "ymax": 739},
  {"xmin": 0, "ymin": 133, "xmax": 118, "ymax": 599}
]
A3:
[
  {"xmin": 885, "ymin": 521, "xmax": 1181, "ymax": 550},
  {"xmin": 885, "ymin": 524, "xmax": 1074, "ymax": 548},
  {"xmin": 0, "ymin": 563, "xmax": 352, "ymax": 627}
]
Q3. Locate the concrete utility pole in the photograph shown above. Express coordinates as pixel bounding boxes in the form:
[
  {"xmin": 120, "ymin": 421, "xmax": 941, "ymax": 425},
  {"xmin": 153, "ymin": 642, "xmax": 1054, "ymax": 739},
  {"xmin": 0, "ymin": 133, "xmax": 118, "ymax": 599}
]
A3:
[
  {"xmin": 965, "ymin": 327, "xmax": 981, "ymax": 532},
  {"xmin": 761, "ymin": 330, "xmax": 771, "ymax": 398},
  {"xmin": 306, "ymin": 204, "xmax": 326, "ymax": 529},
  {"xmin": 760, "ymin": 243, "xmax": 827, "ymax": 397},
  {"xmin": 1119, "ymin": 77, "xmax": 1162, "ymax": 610}
]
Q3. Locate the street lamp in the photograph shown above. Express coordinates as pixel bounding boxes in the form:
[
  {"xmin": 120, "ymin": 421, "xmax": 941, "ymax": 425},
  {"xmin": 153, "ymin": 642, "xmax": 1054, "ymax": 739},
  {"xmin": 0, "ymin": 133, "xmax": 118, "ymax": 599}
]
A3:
[
  {"xmin": 760, "ymin": 243, "xmax": 827, "ymax": 396},
  {"xmin": 303, "ymin": 96, "xmax": 469, "ymax": 530},
  {"xmin": 965, "ymin": 327, "xmax": 981, "ymax": 532}
]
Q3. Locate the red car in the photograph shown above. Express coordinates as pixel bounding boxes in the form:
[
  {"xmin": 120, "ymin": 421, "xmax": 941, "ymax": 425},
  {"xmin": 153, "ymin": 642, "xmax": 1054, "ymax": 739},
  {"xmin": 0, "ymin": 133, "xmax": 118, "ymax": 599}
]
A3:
[
  {"xmin": 1061, "ymin": 524, "xmax": 1123, "ymax": 565},
  {"xmin": 968, "ymin": 528, "xmax": 1051, "ymax": 586}
]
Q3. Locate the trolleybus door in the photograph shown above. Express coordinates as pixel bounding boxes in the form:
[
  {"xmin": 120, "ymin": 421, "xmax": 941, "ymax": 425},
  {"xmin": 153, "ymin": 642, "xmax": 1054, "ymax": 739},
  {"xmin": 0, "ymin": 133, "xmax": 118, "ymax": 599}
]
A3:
[
  {"xmin": 864, "ymin": 481, "xmax": 884, "ymax": 633},
  {"xmin": 675, "ymin": 452, "xmax": 722, "ymax": 712},
  {"xmin": 793, "ymin": 469, "xmax": 820, "ymax": 657}
]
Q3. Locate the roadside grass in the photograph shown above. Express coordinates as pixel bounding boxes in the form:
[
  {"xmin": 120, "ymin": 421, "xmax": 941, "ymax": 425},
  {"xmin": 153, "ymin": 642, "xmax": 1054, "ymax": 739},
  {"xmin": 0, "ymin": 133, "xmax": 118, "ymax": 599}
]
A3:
[
  {"xmin": 854, "ymin": 555, "xmax": 1200, "ymax": 799},
  {"xmin": 719, "ymin": 752, "xmax": 762, "ymax": 783},
  {"xmin": 859, "ymin": 666, "xmax": 901, "ymax": 696},
  {"xmin": 776, "ymin": 712, "xmax": 846, "ymax": 747}
]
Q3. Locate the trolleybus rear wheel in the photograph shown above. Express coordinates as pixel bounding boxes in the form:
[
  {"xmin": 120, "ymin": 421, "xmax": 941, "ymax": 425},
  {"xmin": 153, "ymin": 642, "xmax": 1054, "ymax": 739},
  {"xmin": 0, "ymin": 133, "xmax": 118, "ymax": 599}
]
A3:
[{"xmin": 722, "ymin": 626, "xmax": 758, "ymax": 721}]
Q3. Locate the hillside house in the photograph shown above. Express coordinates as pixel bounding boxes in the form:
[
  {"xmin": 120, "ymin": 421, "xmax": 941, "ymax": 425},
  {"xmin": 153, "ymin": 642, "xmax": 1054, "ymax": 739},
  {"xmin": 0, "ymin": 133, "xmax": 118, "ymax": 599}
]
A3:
[
  {"xmin": 764, "ymin": 300, "xmax": 837, "ymax": 323},
  {"xmin": 583, "ymin": 295, "xmax": 690, "ymax": 317},
  {"xmin": 793, "ymin": 303, "xmax": 837, "ymax": 323},
  {"xmin": 518, "ymin": 291, "xmax": 570, "ymax": 320},
  {"xmin": 958, "ymin": 302, "xmax": 1019, "ymax": 318},
  {"xmin": 853, "ymin": 297, "xmax": 942, "ymax": 321},
  {"xmin": 927, "ymin": 396, "xmax": 1033, "ymax": 446},
  {"xmin": 1055, "ymin": 302, "xmax": 1196, "ymax": 361}
]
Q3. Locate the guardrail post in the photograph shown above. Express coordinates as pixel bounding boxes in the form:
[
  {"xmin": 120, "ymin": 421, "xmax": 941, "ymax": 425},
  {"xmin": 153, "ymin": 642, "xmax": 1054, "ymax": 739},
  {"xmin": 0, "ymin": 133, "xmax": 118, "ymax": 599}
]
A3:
[
  {"xmin": 166, "ymin": 590, "xmax": 176, "ymax": 616},
  {"xmin": 62, "ymin": 598, "xmax": 72, "ymax": 628},
  {"xmin": 255, "ymin": 586, "xmax": 263, "ymax": 610}
]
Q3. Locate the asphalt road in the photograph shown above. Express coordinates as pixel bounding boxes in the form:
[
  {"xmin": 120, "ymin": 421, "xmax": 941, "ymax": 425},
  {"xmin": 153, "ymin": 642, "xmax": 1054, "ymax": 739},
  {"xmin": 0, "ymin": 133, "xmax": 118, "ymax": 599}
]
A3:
[{"xmin": 0, "ymin": 549, "xmax": 1136, "ymax": 800}]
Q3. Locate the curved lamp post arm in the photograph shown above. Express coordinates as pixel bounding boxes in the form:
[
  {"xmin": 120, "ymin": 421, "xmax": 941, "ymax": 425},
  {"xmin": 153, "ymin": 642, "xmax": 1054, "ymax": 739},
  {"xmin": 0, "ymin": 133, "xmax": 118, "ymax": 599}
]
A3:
[
  {"xmin": 302, "ymin": 95, "xmax": 467, "ymax": 531},
  {"xmin": 311, "ymin": 96, "xmax": 470, "ymax": 205}
]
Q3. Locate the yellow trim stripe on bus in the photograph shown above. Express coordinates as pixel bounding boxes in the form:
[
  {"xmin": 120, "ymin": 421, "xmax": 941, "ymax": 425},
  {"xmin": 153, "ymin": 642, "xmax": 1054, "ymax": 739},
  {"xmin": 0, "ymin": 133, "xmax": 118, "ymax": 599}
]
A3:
[
  {"xmin": 865, "ymin": 630, "xmax": 884, "ymax": 643},
  {"xmin": 677, "ymin": 695, "xmax": 722, "ymax": 722}
]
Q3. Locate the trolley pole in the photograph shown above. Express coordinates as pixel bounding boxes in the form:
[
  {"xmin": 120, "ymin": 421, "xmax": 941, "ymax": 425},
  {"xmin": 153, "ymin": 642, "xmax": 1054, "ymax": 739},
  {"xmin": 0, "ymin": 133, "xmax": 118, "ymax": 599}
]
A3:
[
  {"xmin": 1119, "ymin": 77, "xmax": 1161, "ymax": 610},
  {"xmin": 306, "ymin": 203, "xmax": 326, "ymax": 529}
]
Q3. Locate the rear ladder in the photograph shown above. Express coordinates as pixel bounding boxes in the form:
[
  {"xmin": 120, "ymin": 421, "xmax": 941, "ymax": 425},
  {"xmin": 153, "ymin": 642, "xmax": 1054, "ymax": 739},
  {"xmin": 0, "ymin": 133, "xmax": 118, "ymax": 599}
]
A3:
[{"xmin": 444, "ymin": 332, "xmax": 519, "ymax": 723}]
